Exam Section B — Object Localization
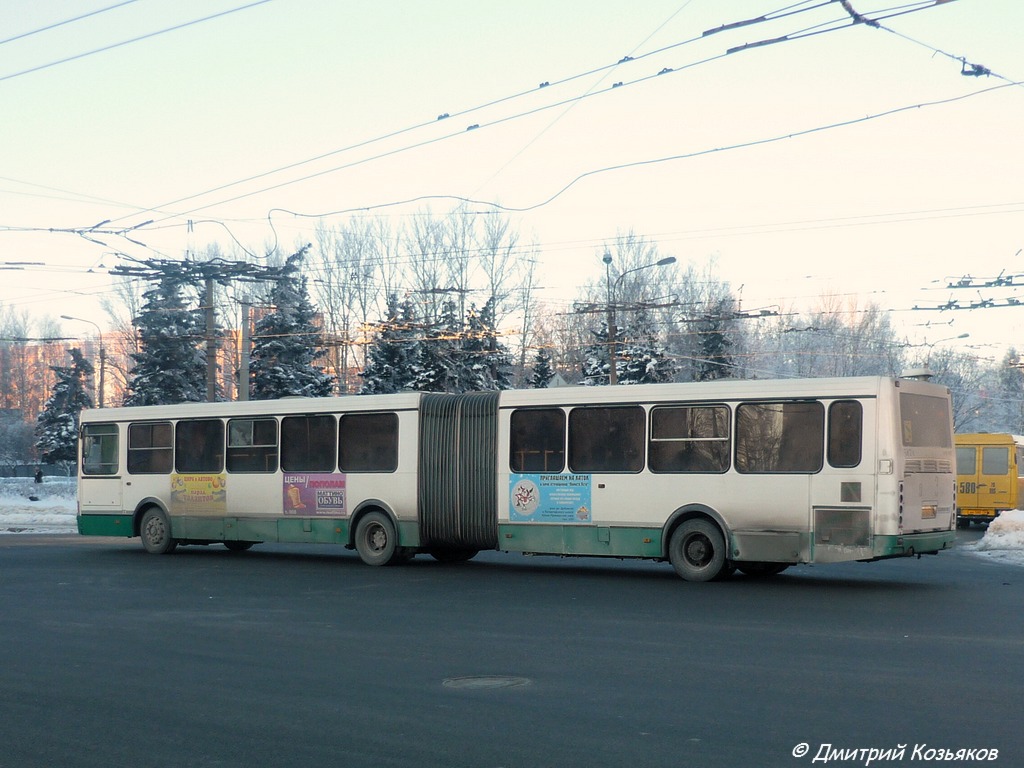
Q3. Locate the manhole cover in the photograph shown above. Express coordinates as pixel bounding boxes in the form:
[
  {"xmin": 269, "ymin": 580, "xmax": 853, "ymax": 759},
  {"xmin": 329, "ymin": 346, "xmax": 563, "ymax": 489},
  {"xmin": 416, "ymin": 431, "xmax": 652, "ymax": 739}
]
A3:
[{"xmin": 442, "ymin": 675, "xmax": 532, "ymax": 690}]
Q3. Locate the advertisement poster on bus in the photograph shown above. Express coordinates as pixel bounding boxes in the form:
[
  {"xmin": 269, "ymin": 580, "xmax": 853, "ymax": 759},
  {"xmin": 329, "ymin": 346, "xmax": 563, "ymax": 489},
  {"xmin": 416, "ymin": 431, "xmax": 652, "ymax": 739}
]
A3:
[
  {"xmin": 509, "ymin": 473, "xmax": 592, "ymax": 523},
  {"xmin": 282, "ymin": 473, "xmax": 348, "ymax": 516},
  {"xmin": 170, "ymin": 473, "xmax": 227, "ymax": 516}
]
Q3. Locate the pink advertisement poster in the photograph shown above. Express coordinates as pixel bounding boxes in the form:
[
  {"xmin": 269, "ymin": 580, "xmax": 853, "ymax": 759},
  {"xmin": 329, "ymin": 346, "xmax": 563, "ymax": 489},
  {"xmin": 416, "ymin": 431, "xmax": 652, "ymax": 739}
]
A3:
[{"xmin": 282, "ymin": 473, "xmax": 347, "ymax": 516}]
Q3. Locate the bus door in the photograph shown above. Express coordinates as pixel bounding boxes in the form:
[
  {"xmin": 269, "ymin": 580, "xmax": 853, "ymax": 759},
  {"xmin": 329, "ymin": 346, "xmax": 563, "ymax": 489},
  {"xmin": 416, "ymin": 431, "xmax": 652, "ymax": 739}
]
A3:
[
  {"xmin": 79, "ymin": 423, "xmax": 123, "ymax": 513},
  {"xmin": 975, "ymin": 444, "xmax": 1013, "ymax": 510}
]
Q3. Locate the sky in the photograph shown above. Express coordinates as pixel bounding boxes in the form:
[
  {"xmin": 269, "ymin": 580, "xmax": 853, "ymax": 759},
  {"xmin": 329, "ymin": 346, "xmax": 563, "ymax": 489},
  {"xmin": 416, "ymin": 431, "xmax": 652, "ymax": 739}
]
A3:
[
  {"xmin": 4, "ymin": 477, "xmax": 1024, "ymax": 568},
  {"xmin": 2, "ymin": 0, "xmax": 1023, "ymax": 361}
]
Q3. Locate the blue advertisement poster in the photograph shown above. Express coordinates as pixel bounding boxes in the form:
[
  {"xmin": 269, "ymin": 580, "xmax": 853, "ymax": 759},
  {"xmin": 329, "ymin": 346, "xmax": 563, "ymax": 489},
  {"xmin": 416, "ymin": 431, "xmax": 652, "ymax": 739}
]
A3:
[{"xmin": 509, "ymin": 473, "xmax": 592, "ymax": 523}]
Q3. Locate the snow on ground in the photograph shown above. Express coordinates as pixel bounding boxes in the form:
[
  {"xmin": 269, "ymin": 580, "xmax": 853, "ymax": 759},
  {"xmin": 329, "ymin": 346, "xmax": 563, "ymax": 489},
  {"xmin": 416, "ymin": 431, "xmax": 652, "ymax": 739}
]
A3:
[
  {"xmin": 1, "ymin": 477, "xmax": 1022, "ymax": 566},
  {"xmin": 0, "ymin": 477, "xmax": 78, "ymax": 534}
]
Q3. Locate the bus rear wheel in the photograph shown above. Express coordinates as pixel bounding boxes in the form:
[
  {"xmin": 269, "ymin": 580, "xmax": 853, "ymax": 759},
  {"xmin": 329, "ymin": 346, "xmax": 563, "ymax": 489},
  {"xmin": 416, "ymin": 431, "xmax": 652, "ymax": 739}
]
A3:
[
  {"xmin": 140, "ymin": 508, "xmax": 177, "ymax": 555},
  {"xmin": 669, "ymin": 519, "xmax": 726, "ymax": 582},
  {"xmin": 223, "ymin": 541, "xmax": 256, "ymax": 552},
  {"xmin": 354, "ymin": 511, "xmax": 399, "ymax": 566}
]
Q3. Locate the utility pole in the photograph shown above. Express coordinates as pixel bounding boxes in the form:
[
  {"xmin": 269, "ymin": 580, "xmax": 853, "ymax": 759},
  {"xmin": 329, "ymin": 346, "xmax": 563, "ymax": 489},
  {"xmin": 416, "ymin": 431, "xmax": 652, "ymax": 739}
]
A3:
[
  {"xmin": 239, "ymin": 301, "xmax": 251, "ymax": 401},
  {"xmin": 204, "ymin": 277, "xmax": 217, "ymax": 402}
]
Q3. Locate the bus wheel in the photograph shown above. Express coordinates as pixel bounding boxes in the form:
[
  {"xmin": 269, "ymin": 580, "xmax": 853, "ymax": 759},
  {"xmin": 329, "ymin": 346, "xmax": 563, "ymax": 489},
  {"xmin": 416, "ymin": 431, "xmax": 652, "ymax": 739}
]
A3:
[
  {"xmin": 224, "ymin": 541, "xmax": 255, "ymax": 552},
  {"xmin": 140, "ymin": 508, "xmax": 177, "ymax": 555},
  {"xmin": 737, "ymin": 562, "xmax": 789, "ymax": 577},
  {"xmin": 355, "ymin": 512, "xmax": 398, "ymax": 566},
  {"xmin": 429, "ymin": 549, "xmax": 478, "ymax": 563},
  {"xmin": 669, "ymin": 519, "xmax": 726, "ymax": 582}
]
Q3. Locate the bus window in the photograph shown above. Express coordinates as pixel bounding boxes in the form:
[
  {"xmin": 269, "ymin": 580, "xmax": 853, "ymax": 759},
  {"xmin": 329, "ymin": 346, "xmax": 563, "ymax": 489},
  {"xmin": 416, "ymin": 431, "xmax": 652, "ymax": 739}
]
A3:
[
  {"xmin": 956, "ymin": 446, "xmax": 976, "ymax": 475},
  {"xmin": 982, "ymin": 446, "xmax": 1009, "ymax": 476},
  {"xmin": 227, "ymin": 418, "xmax": 278, "ymax": 473},
  {"xmin": 175, "ymin": 419, "xmax": 225, "ymax": 473},
  {"xmin": 736, "ymin": 402, "xmax": 824, "ymax": 473},
  {"xmin": 82, "ymin": 423, "xmax": 118, "ymax": 475},
  {"xmin": 827, "ymin": 400, "xmax": 862, "ymax": 468},
  {"xmin": 339, "ymin": 412, "xmax": 398, "ymax": 472},
  {"xmin": 569, "ymin": 406, "xmax": 644, "ymax": 473},
  {"xmin": 128, "ymin": 422, "xmax": 173, "ymax": 474},
  {"xmin": 281, "ymin": 415, "xmax": 336, "ymax": 472},
  {"xmin": 899, "ymin": 393, "xmax": 952, "ymax": 448},
  {"xmin": 649, "ymin": 405, "xmax": 729, "ymax": 473},
  {"xmin": 510, "ymin": 408, "xmax": 566, "ymax": 473}
]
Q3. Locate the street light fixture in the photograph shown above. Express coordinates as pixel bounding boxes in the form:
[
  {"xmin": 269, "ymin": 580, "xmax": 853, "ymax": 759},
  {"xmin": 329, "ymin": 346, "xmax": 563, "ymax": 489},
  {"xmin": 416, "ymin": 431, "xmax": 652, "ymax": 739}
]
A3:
[
  {"xmin": 61, "ymin": 315, "xmax": 106, "ymax": 408},
  {"xmin": 603, "ymin": 253, "xmax": 677, "ymax": 385}
]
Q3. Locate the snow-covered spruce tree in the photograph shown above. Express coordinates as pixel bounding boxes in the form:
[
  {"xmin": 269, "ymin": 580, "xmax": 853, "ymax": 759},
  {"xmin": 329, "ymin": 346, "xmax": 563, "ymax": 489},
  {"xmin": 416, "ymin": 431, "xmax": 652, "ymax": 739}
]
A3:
[
  {"xmin": 413, "ymin": 300, "xmax": 460, "ymax": 393},
  {"xmin": 693, "ymin": 298, "xmax": 735, "ymax": 381},
  {"xmin": 123, "ymin": 271, "xmax": 207, "ymax": 406},
  {"xmin": 616, "ymin": 309, "xmax": 676, "ymax": 385},
  {"xmin": 528, "ymin": 347, "xmax": 556, "ymax": 388},
  {"xmin": 359, "ymin": 295, "xmax": 420, "ymax": 394},
  {"xmin": 250, "ymin": 248, "xmax": 334, "ymax": 400},
  {"xmin": 581, "ymin": 321, "xmax": 624, "ymax": 386},
  {"xmin": 35, "ymin": 347, "xmax": 94, "ymax": 466},
  {"xmin": 461, "ymin": 298, "xmax": 513, "ymax": 391}
]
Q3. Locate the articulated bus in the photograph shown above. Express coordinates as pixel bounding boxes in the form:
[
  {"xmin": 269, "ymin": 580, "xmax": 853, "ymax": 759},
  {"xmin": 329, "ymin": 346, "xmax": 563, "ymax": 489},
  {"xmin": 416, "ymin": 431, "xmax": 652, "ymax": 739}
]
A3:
[
  {"xmin": 954, "ymin": 432, "xmax": 1024, "ymax": 527},
  {"xmin": 77, "ymin": 375, "xmax": 956, "ymax": 582}
]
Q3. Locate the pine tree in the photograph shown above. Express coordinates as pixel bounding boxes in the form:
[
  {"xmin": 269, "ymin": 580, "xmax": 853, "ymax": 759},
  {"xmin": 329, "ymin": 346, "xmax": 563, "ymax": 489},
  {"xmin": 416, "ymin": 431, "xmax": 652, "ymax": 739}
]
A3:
[
  {"xmin": 124, "ymin": 271, "xmax": 207, "ymax": 406},
  {"xmin": 694, "ymin": 300, "xmax": 735, "ymax": 381},
  {"xmin": 529, "ymin": 347, "xmax": 556, "ymax": 388},
  {"xmin": 250, "ymin": 248, "xmax": 335, "ymax": 400},
  {"xmin": 581, "ymin": 321, "xmax": 622, "ymax": 386},
  {"xmin": 461, "ymin": 298, "xmax": 513, "ymax": 391},
  {"xmin": 35, "ymin": 348, "xmax": 94, "ymax": 465},
  {"xmin": 360, "ymin": 295, "xmax": 420, "ymax": 394},
  {"xmin": 616, "ymin": 309, "xmax": 676, "ymax": 385},
  {"xmin": 413, "ymin": 300, "xmax": 460, "ymax": 392}
]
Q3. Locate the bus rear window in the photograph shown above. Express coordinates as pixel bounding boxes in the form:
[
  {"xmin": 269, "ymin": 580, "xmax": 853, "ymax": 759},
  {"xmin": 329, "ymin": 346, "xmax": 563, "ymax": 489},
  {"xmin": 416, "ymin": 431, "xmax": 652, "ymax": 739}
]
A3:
[{"xmin": 899, "ymin": 393, "xmax": 952, "ymax": 448}]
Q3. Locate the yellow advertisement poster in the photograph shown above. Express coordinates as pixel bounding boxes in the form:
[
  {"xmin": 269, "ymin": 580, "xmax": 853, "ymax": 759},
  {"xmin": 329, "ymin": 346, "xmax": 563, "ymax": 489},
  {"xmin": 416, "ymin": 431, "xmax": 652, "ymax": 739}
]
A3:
[{"xmin": 170, "ymin": 473, "xmax": 227, "ymax": 516}]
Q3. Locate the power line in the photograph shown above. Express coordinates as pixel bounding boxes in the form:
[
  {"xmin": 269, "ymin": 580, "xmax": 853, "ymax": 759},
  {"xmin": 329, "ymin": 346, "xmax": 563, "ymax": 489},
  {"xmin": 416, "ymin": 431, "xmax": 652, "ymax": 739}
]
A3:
[
  {"xmin": 0, "ymin": 0, "xmax": 277, "ymax": 84},
  {"xmin": 0, "ymin": 0, "xmax": 142, "ymax": 47}
]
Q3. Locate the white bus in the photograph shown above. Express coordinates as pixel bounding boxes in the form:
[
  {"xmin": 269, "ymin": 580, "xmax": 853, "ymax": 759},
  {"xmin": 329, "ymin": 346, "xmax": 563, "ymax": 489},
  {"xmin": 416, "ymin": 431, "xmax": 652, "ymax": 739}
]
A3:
[{"xmin": 77, "ymin": 375, "xmax": 956, "ymax": 581}]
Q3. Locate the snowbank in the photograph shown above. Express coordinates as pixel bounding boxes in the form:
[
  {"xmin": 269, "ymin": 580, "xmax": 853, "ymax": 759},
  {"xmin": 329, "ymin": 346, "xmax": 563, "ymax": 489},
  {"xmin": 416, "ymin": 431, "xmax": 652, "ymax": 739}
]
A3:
[
  {"xmin": 967, "ymin": 509, "xmax": 1024, "ymax": 565},
  {"xmin": 0, "ymin": 477, "xmax": 77, "ymax": 534}
]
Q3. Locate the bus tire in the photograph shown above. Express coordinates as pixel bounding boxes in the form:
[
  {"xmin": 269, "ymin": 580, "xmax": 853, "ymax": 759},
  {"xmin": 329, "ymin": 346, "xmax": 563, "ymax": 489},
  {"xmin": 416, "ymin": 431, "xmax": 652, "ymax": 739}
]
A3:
[
  {"xmin": 354, "ymin": 511, "xmax": 399, "ymax": 566},
  {"xmin": 668, "ymin": 519, "xmax": 726, "ymax": 582},
  {"xmin": 224, "ymin": 541, "xmax": 256, "ymax": 552},
  {"xmin": 140, "ymin": 508, "xmax": 177, "ymax": 555},
  {"xmin": 429, "ymin": 549, "xmax": 478, "ymax": 563}
]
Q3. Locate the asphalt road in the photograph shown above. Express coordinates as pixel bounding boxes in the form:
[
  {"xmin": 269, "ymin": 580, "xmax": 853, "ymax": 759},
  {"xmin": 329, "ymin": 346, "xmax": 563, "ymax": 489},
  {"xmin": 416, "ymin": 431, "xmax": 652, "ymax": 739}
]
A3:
[{"xmin": 1, "ymin": 529, "xmax": 1021, "ymax": 768}]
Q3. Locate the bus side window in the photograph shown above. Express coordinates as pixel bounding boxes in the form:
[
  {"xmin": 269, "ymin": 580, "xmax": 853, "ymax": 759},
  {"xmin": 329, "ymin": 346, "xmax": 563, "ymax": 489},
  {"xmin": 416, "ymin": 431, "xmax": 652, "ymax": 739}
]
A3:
[
  {"xmin": 827, "ymin": 400, "xmax": 862, "ymax": 468},
  {"xmin": 281, "ymin": 415, "xmax": 337, "ymax": 472},
  {"xmin": 175, "ymin": 419, "xmax": 225, "ymax": 473},
  {"xmin": 339, "ymin": 412, "xmax": 398, "ymax": 472},
  {"xmin": 82, "ymin": 423, "xmax": 119, "ymax": 475},
  {"xmin": 227, "ymin": 418, "xmax": 278, "ymax": 473},
  {"xmin": 735, "ymin": 401, "xmax": 824, "ymax": 473},
  {"xmin": 568, "ymin": 406, "xmax": 645, "ymax": 473},
  {"xmin": 510, "ymin": 408, "xmax": 566, "ymax": 473},
  {"xmin": 649, "ymin": 405, "xmax": 730, "ymax": 473},
  {"xmin": 128, "ymin": 422, "xmax": 173, "ymax": 474}
]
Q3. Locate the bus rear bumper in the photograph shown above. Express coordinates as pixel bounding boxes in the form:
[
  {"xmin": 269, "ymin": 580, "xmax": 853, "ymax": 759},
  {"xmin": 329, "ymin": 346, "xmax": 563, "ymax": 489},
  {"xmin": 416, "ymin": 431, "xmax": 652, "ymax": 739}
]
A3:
[{"xmin": 869, "ymin": 531, "xmax": 956, "ymax": 560}]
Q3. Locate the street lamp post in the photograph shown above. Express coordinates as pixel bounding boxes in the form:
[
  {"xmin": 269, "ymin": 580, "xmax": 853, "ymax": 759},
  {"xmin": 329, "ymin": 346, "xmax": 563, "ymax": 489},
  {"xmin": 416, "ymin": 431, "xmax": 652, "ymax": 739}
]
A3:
[
  {"xmin": 61, "ymin": 315, "xmax": 106, "ymax": 408},
  {"xmin": 603, "ymin": 252, "xmax": 676, "ymax": 385}
]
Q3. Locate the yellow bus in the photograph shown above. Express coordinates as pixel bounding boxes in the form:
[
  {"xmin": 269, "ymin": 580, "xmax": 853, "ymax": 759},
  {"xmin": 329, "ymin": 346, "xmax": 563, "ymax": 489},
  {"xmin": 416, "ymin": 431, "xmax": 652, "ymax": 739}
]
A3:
[{"xmin": 954, "ymin": 433, "xmax": 1024, "ymax": 527}]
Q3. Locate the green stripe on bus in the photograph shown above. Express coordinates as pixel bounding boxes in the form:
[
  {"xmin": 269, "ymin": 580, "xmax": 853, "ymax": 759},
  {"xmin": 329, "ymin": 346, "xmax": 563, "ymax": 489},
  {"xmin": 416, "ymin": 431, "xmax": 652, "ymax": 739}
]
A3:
[
  {"xmin": 498, "ymin": 524, "xmax": 664, "ymax": 558},
  {"xmin": 78, "ymin": 514, "xmax": 134, "ymax": 537},
  {"xmin": 874, "ymin": 531, "xmax": 956, "ymax": 557}
]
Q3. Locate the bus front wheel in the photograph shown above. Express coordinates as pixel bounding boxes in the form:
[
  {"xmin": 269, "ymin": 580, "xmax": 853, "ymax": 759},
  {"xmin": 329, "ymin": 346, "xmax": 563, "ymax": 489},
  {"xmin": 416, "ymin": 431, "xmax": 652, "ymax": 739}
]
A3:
[
  {"xmin": 354, "ymin": 512, "xmax": 398, "ymax": 566},
  {"xmin": 140, "ymin": 508, "xmax": 177, "ymax": 555},
  {"xmin": 669, "ymin": 519, "xmax": 726, "ymax": 582}
]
